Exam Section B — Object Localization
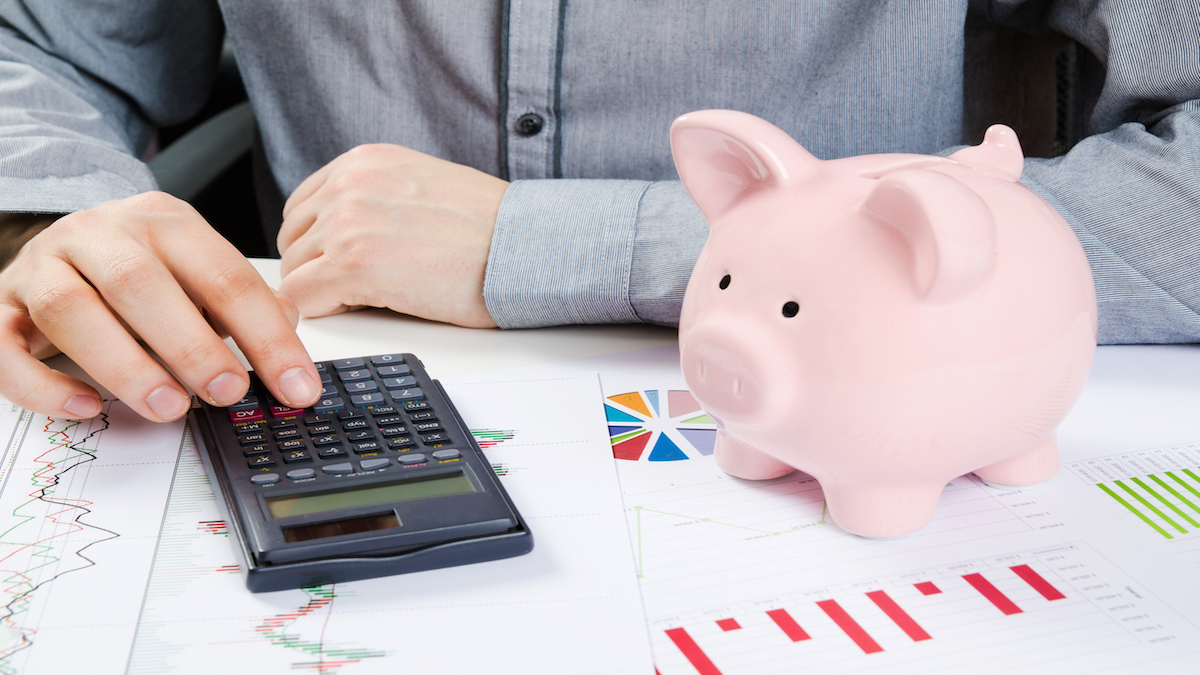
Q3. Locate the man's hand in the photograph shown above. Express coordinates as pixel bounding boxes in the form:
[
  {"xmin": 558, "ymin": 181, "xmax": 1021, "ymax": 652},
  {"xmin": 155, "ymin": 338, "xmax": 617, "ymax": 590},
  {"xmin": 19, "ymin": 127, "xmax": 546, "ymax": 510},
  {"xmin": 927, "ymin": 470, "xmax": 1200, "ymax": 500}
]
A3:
[
  {"xmin": 0, "ymin": 193, "xmax": 322, "ymax": 422},
  {"xmin": 277, "ymin": 144, "xmax": 507, "ymax": 328}
]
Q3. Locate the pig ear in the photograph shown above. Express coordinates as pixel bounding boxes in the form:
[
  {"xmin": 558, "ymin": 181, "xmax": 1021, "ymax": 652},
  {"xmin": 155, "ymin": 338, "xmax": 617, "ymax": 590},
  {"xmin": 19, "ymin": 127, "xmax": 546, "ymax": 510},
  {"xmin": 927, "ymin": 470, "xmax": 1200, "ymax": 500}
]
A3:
[
  {"xmin": 863, "ymin": 168, "xmax": 996, "ymax": 302},
  {"xmin": 670, "ymin": 110, "xmax": 820, "ymax": 224},
  {"xmin": 949, "ymin": 124, "xmax": 1024, "ymax": 181}
]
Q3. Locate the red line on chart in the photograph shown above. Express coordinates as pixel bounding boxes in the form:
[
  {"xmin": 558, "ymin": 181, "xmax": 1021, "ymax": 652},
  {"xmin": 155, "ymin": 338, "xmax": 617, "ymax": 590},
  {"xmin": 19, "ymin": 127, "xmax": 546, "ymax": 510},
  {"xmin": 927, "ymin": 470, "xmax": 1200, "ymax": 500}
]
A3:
[
  {"xmin": 816, "ymin": 599, "xmax": 883, "ymax": 654},
  {"xmin": 866, "ymin": 590, "xmax": 932, "ymax": 641},
  {"xmin": 963, "ymin": 573, "xmax": 1022, "ymax": 615},
  {"xmin": 766, "ymin": 608, "xmax": 811, "ymax": 642},
  {"xmin": 664, "ymin": 627, "xmax": 723, "ymax": 675},
  {"xmin": 1011, "ymin": 564, "xmax": 1066, "ymax": 601}
]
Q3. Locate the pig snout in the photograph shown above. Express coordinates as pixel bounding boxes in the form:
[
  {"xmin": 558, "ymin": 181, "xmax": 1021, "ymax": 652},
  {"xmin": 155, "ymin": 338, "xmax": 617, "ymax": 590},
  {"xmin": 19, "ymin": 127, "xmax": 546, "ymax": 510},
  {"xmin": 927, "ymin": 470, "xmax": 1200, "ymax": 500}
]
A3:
[{"xmin": 681, "ymin": 324, "xmax": 771, "ymax": 424}]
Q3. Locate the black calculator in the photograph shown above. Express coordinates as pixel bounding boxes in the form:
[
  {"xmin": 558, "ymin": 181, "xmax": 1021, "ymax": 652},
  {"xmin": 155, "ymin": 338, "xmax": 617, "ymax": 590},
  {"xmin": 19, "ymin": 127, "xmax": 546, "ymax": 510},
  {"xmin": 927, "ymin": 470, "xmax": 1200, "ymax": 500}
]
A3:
[{"xmin": 188, "ymin": 353, "xmax": 532, "ymax": 592}]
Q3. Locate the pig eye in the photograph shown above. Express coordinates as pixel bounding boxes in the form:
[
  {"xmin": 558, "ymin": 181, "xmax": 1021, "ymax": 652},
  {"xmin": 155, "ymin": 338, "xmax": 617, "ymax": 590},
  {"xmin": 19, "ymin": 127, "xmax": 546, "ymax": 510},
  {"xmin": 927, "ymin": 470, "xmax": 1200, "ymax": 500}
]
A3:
[
  {"xmin": 719, "ymin": 274, "xmax": 731, "ymax": 290},
  {"xmin": 782, "ymin": 301, "xmax": 799, "ymax": 318}
]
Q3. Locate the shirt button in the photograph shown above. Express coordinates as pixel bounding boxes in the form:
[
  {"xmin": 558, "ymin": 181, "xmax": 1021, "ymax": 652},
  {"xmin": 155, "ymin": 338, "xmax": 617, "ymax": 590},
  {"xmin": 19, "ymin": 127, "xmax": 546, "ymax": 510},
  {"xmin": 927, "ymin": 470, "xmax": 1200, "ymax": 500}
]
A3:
[{"xmin": 515, "ymin": 113, "xmax": 544, "ymax": 136}]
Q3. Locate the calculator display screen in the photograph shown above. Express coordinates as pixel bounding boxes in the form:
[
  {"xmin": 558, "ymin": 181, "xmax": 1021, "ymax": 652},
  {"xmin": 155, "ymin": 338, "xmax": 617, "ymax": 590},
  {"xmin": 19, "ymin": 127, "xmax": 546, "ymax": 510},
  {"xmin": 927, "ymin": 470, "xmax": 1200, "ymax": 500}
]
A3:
[{"xmin": 265, "ymin": 471, "xmax": 475, "ymax": 519}]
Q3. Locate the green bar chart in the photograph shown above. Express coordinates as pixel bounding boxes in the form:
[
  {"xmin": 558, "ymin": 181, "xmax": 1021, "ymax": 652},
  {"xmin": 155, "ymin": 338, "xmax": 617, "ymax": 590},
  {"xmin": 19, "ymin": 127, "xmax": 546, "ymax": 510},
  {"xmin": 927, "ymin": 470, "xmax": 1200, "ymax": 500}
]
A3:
[{"xmin": 1067, "ymin": 442, "xmax": 1200, "ymax": 540}]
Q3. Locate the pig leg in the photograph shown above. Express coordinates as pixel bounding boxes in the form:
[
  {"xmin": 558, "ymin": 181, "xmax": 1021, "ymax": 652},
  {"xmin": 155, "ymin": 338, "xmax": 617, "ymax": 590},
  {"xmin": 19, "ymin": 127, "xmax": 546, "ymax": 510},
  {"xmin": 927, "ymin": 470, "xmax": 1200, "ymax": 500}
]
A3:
[
  {"xmin": 825, "ymin": 481, "xmax": 945, "ymax": 539},
  {"xmin": 713, "ymin": 431, "xmax": 795, "ymax": 480},
  {"xmin": 973, "ymin": 434, "xmax": 1060, "ymax": 489}
]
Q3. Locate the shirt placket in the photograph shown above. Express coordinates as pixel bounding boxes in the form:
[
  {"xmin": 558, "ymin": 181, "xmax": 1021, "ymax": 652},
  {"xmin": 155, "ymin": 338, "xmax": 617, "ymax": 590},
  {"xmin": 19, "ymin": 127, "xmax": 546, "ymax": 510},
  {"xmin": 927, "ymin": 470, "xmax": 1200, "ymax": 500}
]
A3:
[{"xmin": 503, "ymin": 0, "xmax": 564, "ymax": 180}]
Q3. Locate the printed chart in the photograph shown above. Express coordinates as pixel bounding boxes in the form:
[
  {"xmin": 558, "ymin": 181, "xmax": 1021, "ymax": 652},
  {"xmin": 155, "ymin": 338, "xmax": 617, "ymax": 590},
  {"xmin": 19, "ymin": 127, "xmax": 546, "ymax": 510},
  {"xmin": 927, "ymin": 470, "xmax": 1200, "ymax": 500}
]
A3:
[
  {"xmin": 1066, "ymin": 442, "xmax": 1200, "ymax": 540},
  {"xmin": 651, "ymin": 543, "xmax": 1191, "ymax": 674},
  {"xmin": 0, "ymin": 399, "xmax": 183, "ymax": 675},
  {"xmin": 606, "ymin": 390, "xmax": 717, "ymax": 462},
  {"xmin": 127, "ymin": 374, "xmax": 653, "ymax": 674}
]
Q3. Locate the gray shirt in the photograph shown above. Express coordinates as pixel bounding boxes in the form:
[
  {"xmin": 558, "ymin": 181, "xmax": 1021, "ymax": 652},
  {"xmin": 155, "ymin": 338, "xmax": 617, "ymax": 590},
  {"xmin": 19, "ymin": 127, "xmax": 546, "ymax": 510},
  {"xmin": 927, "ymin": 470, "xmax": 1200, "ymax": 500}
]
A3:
[{"xmin": 1, "ymin": 0, "xmax": 1197, "ymax": 344}]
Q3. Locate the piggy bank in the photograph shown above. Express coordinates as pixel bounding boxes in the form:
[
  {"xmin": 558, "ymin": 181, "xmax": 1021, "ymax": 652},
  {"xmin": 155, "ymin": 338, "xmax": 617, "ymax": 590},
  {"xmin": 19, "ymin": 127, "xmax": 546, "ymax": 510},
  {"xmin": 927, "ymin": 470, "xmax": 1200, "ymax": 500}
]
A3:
[{"xmin": 672, "ymin": 110, "xmax": 1097, "ymax": 538}]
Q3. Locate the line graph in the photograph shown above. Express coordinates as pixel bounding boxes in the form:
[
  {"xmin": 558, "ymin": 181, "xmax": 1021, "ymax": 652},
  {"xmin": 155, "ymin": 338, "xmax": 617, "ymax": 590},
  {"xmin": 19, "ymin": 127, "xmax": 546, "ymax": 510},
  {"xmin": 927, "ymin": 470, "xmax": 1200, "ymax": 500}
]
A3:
[{"xmin": 0, "ymin": 399, "xmax": 182, "ymax": 675}]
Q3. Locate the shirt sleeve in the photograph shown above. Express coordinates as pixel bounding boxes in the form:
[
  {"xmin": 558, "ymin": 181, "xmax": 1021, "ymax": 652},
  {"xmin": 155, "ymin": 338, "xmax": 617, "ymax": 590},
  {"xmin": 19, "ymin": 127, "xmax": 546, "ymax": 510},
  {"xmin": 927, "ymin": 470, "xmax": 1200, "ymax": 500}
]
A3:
[
  {"xmin": 989, "ymin": 0, "xmax": 1200, "ymax": 344},
  {"xmin": 0, "ymin": 1, "xmax": 224, "ymax": 214}
]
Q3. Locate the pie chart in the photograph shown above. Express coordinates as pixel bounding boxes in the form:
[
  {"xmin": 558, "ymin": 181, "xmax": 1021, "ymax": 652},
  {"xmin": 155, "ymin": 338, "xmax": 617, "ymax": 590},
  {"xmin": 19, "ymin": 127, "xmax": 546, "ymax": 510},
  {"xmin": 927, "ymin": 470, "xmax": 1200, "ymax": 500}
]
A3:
[{"xmin": 605, "ymin": 389, "xmax": 718, "ymax": 461}]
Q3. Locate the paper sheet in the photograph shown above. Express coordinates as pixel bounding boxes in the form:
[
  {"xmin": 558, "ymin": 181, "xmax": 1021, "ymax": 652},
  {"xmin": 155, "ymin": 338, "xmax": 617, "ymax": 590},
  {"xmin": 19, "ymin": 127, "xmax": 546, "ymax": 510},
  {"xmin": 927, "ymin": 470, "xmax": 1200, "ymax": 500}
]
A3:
[
  {"xmin": 0, "ymin": 399, "xmax": 184, "ymax": 674},
  {"xmin": 513, "ymin": 344, "xmax": 1200, "ymax": 674},
  {"xmin": 125, "ymin": 372, "xmax": 653, "ymax": 674}
]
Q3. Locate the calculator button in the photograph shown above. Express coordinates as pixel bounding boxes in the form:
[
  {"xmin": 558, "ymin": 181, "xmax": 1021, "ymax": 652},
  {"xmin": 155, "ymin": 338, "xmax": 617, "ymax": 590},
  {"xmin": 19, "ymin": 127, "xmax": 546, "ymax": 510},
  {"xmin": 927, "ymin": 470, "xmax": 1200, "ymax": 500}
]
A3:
[
  {"xmin": 332, "ymin": 358, "xmax": 366, "ymax": 371},
  {"xmin": 338, "ymin": 369, "xmax": 372, "ymax": 383},
  {"xmin": 322, "ymin": 462, "xmax": 355, "ymax": 475},
  {"xmin": 312, "ymin": 434, "xmax": 341, "ymax": 446},
  {"xmin": 345, "ymin": 380, "xmax": 378, "ymax": 393},
  {"xmin": 351, "ymin": 393, "xmax": 386, "ymax": 406},
  {"xmin": 236, "ymin": 422, "xmax": 265, "ymax": 435},
  {"xmin": 270, "ymin": 404, "xmax": 305, "ymax": 418},
  {"xmin": 353, "ymin": 440, "xmax": 382, "ymax": 454},
  {"xmin": 248, "ymin": 455, "xmax": 277, "ymax": 468},
  {"xmin": 251, "ymin": 473, "xmax": 280, "ymax": 485},
  {"xmin": 383, "ymin": 376, "xmax": 418, "ymax": 390},
  {"xmin": 314, "ymin": 362, "xmax": 327, "ymax": 372},
  {"xmin": 432, "ymin": 449, "xmax": 461, "ymax": 460},
  {"xmin": 242, "ymin": 444, "xmax": 270, "ymax": 457},
  {"xmin": 229, "ymin": 394, "xmax": 259, "ymax": 411},
  {"xmin": 320, "ymin": 384, "xmax": 338, "ymax": 397},
  {"xmin": 269, "ymin": 419, "xmax": 297, "ymax": 430},
  {"xmin": 413, "ymin": 421, "xmax": 443, "ymax": 434},
  {"xmin": 370, "ymin": 406, "xmax": 398, "ymax": 416},
  {"xmin": 339, "ymin": 410, "xmax": 365, "ymax": 421},
  {"xmin": 287, "ymin": 468, "xmax": 316, "ymax": 480},
  {"xmin": 305, "ymin": 414, "xmax": 330, "ymax": 425},
  {"xmin": 282, "ymin": 449, "xmax": 313, "ymax": 464},
  {"xmin": 370, "ymin": 354, "xmax": 405, "ymax": 366},
  {"xmin": 360, "ymin": 458, "xmax": 391, "ymax": 471},
  {"xmin": 375, "ymin": 364, "xmax": 411, "ymax": 377},
  {"xmin": 347, "ymin": 430, "xmax": 374, "ymax": 442},
  {"xmin": 314, "ymin": 398, "xmax": 345, "ymax": 414},
  {"xmin": 397, "ymin": 453, "xmax": 426, "ymax": 465},
  {"xmin": 390, "ymin": 388, "xmax": 424, "ymax": 403},
  {"xmin": 379, "ymin": 426, "xmax": 408, "ymax": 438},
  {"xmin": 320, "ymin": 371, "xmax": 333, "ymax": 384},
  {"xmin": 402, "ymin": 401, "xmax": 430, "ymax": 412},
  {"xmin": 229, "ymin": 408, "xmax": 264, "ymax": 424},
  {"xmin": 279, "ymin": 439, "xmax": 306, "ymax": 451},
  {"xmin": 408, "ymin": 411, "xmax": 436, "ymax": 422},
  {"xmin": 274, "ymin": 428, "xmax": 301, "ymax": 440},
  {"xmin": 375, "ymin": 415, "xmax": 404, "ymax": 427},
  {"xmin": 239, "ymin": 433, "xmax": 267, "ymax": 445},
  {"xmin": 421, "ymin": 432, "xmax": 449, "ymax": 444},
  {"xmin": 317, "ymin": 446, "xmax": 348, "ymax": 459},
  {"xmin": 387, "ymin": 436, "xmax": 417, "ymax": 449},
  {"xmin": 307, "ymin": 422, "xmax": 334, "ymax": 435},
  {"xmin": 342, "ymin": 418, "xmax": 368, "ymax": 430}
]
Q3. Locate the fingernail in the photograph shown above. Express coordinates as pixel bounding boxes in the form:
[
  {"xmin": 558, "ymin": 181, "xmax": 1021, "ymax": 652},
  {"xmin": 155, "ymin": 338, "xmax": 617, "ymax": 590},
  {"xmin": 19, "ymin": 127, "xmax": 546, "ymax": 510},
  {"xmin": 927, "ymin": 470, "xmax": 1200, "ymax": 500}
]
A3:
[
  {"xmin": 278, "ymin": 367, "xmax": 319, "ymax": 406},
  {"xmin": 146, "ymin": 386, "xmax": 190, "ymax": 420},
  {"xmin": 205, "ymin": 371, "xmax": 246, "ymax": 406},
  {"xmin": 63, "ymin": 395, "xmax": 102, "ymax": 419}
]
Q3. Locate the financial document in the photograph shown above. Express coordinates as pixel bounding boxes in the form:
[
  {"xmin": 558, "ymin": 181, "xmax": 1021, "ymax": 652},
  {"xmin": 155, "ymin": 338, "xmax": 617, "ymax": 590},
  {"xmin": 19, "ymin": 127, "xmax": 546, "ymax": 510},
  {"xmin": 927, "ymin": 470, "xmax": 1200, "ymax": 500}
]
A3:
[
  {"xmin": 516, "ymin": 344, "xmax": 1200, "ymax": 674},
  {"xmin": 0, "ymin": 372, "xmax": 653, "ymax": 674}
]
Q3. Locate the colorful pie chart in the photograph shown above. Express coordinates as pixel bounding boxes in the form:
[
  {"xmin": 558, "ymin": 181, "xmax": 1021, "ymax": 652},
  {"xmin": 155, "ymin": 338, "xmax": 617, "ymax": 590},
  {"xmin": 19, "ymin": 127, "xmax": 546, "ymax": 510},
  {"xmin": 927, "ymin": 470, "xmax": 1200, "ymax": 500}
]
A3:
[{"xmin": 605, "ymin": 390, "xmax": 718, "ymax": 461}]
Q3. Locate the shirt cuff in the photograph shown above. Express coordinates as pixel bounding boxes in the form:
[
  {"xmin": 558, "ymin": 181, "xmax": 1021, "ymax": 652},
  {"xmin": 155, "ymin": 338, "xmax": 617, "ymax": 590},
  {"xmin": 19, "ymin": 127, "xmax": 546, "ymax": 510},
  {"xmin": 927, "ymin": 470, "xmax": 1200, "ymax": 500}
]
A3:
[{"xmin": 484, "ymin": 179, "xmax": 650, "ymax": 328}]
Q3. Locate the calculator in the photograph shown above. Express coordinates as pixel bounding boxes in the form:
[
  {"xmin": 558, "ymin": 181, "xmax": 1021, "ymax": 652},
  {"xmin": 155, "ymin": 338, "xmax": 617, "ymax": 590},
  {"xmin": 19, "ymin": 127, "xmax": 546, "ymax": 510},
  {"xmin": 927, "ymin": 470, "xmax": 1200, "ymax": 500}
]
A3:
[{"xmin": 188, "ymin": 353, "xmax": 532, "ymax": 592}]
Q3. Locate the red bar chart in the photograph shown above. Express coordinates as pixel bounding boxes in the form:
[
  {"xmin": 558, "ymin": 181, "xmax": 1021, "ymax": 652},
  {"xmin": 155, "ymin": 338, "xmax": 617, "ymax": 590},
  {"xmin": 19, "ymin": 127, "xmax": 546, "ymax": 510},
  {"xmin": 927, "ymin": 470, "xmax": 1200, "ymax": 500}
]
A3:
[{"xmin": 651, "ymin": 545, "xmax": 1171, "ymax": 675}]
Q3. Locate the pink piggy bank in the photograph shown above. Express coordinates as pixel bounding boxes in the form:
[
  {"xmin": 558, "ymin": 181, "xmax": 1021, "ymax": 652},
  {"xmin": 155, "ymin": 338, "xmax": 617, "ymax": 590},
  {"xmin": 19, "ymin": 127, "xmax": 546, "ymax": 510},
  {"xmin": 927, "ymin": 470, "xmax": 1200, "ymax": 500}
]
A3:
[{"xmin": 672, "ymin": 110, "xmax": 1097, "ymax": 538}]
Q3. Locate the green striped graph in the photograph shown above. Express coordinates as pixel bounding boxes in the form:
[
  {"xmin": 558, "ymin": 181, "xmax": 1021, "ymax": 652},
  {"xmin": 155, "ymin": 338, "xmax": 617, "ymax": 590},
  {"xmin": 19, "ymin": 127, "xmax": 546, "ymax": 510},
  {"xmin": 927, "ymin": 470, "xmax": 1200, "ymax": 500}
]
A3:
[{"xmin": 1068, "ymin": 443, "xmax": 1200, "ymax": 540}]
